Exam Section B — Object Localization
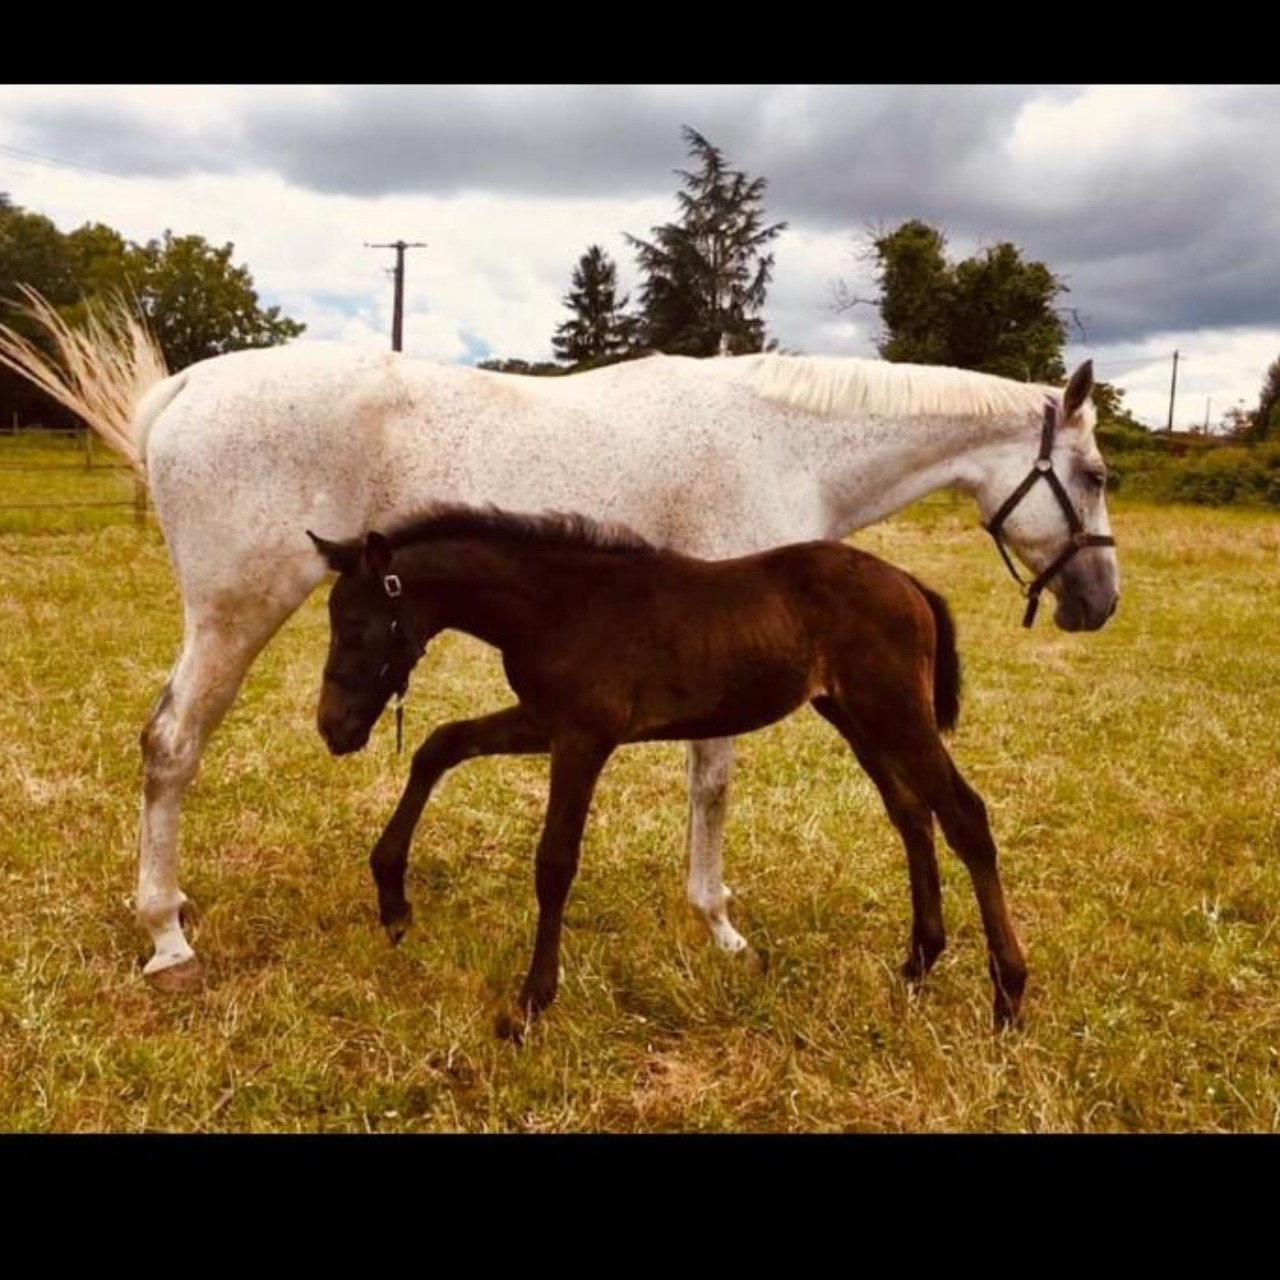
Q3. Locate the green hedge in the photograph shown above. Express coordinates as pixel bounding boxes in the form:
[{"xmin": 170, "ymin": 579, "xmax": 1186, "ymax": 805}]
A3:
[{"xmin": 1096, "ymin": 421, "xmax": 1280, "ymax": 509}]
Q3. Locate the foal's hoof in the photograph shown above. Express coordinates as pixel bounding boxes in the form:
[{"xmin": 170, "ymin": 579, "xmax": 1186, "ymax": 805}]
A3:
[
  {"xmin": 993, "ymin": 996, "xmax": 1024, "ymax": 1033},
  {"xmin": 991, "ymin": 963, "xmax": 1027, "ymax": 1032},
  {"xmin": 494, "ymin": 1007, "xmax": 529, "ymax": 1046},
  {"xmin": 383, "ymin": 903, "xmax": 414, "ymax": 947},
  {"xmin": 144, "ymin": 956, "xmax": 205, "ymax": 995},
  {"xmin": 738, "ymin": 944, "xmax": 768, "ymax": 977},
  {"xmin": 901, "ymin": 938, "xmax": 944, "ymax": 985}
]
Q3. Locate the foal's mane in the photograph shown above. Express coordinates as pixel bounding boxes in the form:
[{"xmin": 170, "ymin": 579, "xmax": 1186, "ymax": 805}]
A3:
[
  {"xmin": 387, "ymin": 503, "xmax": 657, "ymax": 557},
  {"xmin": 744, "ymin": 353, "xmax": 1053, "ymax": 420}
]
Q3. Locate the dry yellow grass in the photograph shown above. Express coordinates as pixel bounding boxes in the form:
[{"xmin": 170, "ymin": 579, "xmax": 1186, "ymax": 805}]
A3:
[{"xmin": 1, "ymin": 455, "xmax": 1278, "ymax": 1131}]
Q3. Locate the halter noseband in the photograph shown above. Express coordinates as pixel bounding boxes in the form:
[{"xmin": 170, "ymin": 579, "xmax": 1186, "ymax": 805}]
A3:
[{"xmin": 984, "ymin": 401, "xmax": 1116, "ymax": 628}]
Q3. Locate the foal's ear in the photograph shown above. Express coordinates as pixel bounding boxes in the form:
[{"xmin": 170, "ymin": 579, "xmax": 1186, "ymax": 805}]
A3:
[
  {"xmin": 307, "ymin": 530, "xmax": 362, "ymax": 574},
  {"xmin": 363, "ymin": 531, "xmax": 394, "ymax": 577},
  {"xmin": 1063, "ymin": 360, "xmax": 1094, "ymax": 422}
]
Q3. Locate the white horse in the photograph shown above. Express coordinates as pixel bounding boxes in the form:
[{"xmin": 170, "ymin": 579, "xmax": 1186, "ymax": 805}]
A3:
[{"xmin": 0, "ymin": 304, "xmax": 1119, "ymax": 990}]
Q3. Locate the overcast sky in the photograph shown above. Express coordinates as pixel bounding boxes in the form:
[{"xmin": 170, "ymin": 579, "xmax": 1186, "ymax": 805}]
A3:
[{"xmin": 2, "ymin": 84, "xmax": 1277, "ymax": 429}]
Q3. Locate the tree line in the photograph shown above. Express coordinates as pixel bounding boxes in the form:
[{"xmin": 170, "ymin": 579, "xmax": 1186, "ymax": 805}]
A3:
[
  {"xmin": 501, "ymin": 127, "xmax": 1073, "ymax": 388},
  {"xmin": 0, "ymin": 193, "xmax": 303, "ymax": 426},
  {"xmin": 501, "ymin": 128, "xmax": 1279, "ymax": 447}
]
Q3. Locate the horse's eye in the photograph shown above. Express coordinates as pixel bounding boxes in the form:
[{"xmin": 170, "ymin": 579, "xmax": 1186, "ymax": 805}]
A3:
[{"xmin": 1085, "ymin": 469, "xmax": 1107, "ymax": 490}]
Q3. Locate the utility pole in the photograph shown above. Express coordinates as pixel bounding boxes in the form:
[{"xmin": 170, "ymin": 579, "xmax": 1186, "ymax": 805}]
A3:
[
  {"xmin": 1166, "ymin": 349, "xmax": 1180, "ymax": 432},
  {"xmin": 366, "ymin": 240, "xmax": 427, "ymax": 352}
]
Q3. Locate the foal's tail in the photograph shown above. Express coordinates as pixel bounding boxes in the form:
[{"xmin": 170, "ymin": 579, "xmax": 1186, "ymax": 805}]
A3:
[
  {"xmin": 0, "ymin": 286, "xmax": 169, "ymax": 478},
  {"xmin": 911, "ymin": 577, "xmax": 962, "ymax": 734}
]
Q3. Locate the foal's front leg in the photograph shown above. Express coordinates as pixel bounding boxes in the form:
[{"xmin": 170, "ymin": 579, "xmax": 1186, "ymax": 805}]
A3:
[
  {"xmin": 497, "ymin": 732, "xmax": 611, "ymax": 1042},
  {"xmin": 370, "ymin": 705, "xmax": 547, "ymax": 941}
]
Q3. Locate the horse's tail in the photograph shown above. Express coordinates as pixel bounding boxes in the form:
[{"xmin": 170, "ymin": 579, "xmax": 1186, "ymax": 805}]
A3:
[
  {"xmin": 0, "ymin": 286, "xmax": 170, "ymax": 478},
  {"xmin": 910, "ymin": 575, "xmax": 962, "ymax": 734}
]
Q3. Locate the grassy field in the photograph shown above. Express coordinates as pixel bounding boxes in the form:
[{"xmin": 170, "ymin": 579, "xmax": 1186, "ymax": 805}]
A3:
[
  {"xmin": 1, "ymin": 433, "xmax": 1278, "ymax": 1132},
  {"xmin": 0, "ymin": 429, "xmax": 142, "ymax": 535}
]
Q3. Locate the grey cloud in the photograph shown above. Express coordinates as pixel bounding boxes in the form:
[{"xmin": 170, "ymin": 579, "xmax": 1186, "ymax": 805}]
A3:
[
  {"xmin": 13, "ymin": 98, "xmax": 244, "ymax": 180},
  {"xmin": 7, "ymin": 84, "xmax": 1280, "ymax": 349}
]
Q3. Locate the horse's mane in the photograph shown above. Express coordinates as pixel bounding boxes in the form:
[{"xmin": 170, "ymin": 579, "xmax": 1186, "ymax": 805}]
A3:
[
  {"xmin": 387, "ymin": 503, "xmax": 657, "ymax": 557},
  {"xmin": 744, "ymin": 353, "xmax": 1052, "ymax": 420}
]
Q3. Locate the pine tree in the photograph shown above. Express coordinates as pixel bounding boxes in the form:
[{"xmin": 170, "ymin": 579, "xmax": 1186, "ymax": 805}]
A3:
[
  {"xmin": 628, "ymin": 127, "xmax": 786, "ymax": 357},
  {"xmin": 551, "ymin": 245, "xmax": 636, "ymax": 368}
]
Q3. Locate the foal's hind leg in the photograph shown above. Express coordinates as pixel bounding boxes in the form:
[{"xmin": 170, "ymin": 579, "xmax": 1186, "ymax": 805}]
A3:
[
  {"xmin": 817, "ymin": 693, "xmax": 1025, "ymax": 1028},
  {"xmin": 930, "ymin": 757, "xmax": 1027, "ymax": 1029},
  {"xmin": 138, "ymin": 598, "xmax": 293, "ymax": 989},
  {"xmin": 812, "ymin": 699, "xmax": 946, "ymax": 983},
  {"xmin": 369, "ymin": 705, "xmax": 548, "ymax": 942}
]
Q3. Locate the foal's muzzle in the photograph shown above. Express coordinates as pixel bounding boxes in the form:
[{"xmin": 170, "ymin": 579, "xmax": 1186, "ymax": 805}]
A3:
[
  {"xmin": 317, "ymin": 678, "xmax": 386, "ymax": 756},
  {"xmin": 319, "ymin": 709, "xmax": 375, "ymax": 756}
]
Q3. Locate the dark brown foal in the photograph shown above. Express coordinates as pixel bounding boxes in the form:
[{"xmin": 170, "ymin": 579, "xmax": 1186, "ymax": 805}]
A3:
[{"xmin": 310, "ymin": 506, "xmax": 1027, "ymax": 1037}]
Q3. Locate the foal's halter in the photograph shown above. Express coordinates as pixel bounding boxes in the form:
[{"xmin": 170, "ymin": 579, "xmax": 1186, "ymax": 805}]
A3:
[
  {"xmin": 322, "ymin": 566, "xmax": 426, "ymax": 753},
  {"xmin": 984, "ymin": 401, "xmax": 1116, "ymax": 628},
  {"xmin": 379, "ymin": 571, "xmax": 427, "ymax": 753}
]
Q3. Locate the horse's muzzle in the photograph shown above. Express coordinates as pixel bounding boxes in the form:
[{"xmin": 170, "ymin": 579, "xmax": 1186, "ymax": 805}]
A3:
[
  {"xmin": 1053, "ymin": 590, "xmax": 1118, "ymax": 633},
  {"xmin": 319, "ymin": 714, "xmax": 373, "ymax": 756}
]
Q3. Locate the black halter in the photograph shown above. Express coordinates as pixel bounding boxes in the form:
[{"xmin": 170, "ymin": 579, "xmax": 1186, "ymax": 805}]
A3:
[
  {"xmin": 319, "ymin": 566, "xmax": 427, "ymax": 753},
  {"xmin": 984, "ymin": 401, "xmax": 1116, "ymax": 628},
  {"xmin": 379, "ymin": 570, "xmax": 428, "ymax": 752}
]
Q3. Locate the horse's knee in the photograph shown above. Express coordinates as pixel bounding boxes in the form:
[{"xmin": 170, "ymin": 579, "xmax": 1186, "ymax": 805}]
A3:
[
  {"xmin": 940, "ymin": 791, "xmax": 996, "ymax": 869},
  {"xmin": 140, "ymin": 700, "xmax": 202, "ymax": 799}
]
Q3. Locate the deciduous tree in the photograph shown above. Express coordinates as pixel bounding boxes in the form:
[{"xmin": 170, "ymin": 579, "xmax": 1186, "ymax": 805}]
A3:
[
  {"xmin": 130, "ymin": 231, "xmax": 304, "ymax": 371},
  {"xmin": 839, "ymin": 218, "xmax": 1068, "ymax": 381}
]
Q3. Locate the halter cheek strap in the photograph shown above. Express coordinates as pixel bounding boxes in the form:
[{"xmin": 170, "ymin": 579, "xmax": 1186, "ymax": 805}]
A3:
[
  {"xmin": 984, "ymin": 401, "xmax": 1116, "ymax": 628},
  {"xmin": 381, "ymin": 571, "xmax": 427, "ymax": 753}
]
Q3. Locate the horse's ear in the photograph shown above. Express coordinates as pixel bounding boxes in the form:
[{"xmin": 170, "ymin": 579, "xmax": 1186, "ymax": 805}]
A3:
[
  {"xmin": 1063, "ymin": 360, "xmax": 1094, "ymax": 422},
  {"xmin": 307, "ymin": 530, "xmax": 362, "ymax": 574},
  {"xmin": 364, "ymin": 531, "xmax": 394, "ymax": 577}
]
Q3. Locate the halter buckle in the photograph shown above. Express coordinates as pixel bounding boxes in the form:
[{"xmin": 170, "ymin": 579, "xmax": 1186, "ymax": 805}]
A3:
[
  {"xmin": 383, "ymin": 573, "xmax": 403, "ymax": 599},
  {"xmin": 1034, "ymin": 457, "xmax": 1052, "ymax": 472}
]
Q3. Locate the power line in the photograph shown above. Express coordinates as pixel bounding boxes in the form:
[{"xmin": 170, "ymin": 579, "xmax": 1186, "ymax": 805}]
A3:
[
  {"xmin": 0, "ymin": 141, "xmax": 149, "ymax": 187},
  {"xmin": 0, "ymin": 141, "xmax": 232, "ymax": 224}
]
